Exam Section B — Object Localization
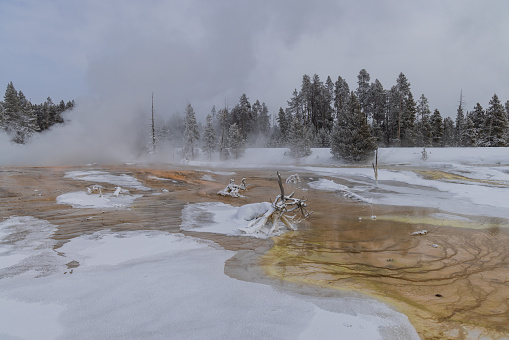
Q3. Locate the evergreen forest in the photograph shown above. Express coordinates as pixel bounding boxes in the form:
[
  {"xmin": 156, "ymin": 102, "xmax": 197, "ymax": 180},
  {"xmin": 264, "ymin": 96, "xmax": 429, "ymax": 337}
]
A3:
[
  {"xmin": 156, "ymin": 70, "xmax": 509, "ymax": 162},
  {"xmin": 2, "ymin": 69, "xmax": 509, "ymax": 163},
  {"xmin": 0, "ymin": 82, "xmax": 75, "ymax": 144}
]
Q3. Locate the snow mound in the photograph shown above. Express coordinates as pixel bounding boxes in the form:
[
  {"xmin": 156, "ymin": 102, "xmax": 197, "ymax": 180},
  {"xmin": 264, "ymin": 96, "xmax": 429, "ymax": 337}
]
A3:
[
  {"xmin": 57, "ymin": 189, "xmax": 142, "ymax": 209},
  {"xmin": 65, "ymin": 171, "xmax": 151, "ymax": 191},
  {"xmin": 180, "ymin": 202, "xmax": 293, "ymax": 238},
  {"xmin": 308, "ymin": 179, "xmax": 372, "ymax": 203}
]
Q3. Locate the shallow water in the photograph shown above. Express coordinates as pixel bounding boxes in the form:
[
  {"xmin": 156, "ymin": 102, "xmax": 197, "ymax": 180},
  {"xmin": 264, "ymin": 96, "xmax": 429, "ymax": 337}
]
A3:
[{"xmin": 259, "ymin": 184, "xmax": 509, "ymax": 339}]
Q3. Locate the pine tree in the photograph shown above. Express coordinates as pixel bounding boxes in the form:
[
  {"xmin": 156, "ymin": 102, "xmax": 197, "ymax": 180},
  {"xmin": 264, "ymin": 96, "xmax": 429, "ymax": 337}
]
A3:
[
  {"xmin": 430, "ymin": 109, "xmax": 444, "ymax": 147},
  {"xmin": 287, "ymin": 89, "xmax": 303, "ymax": 123},
  {"xmin": 330, "ymin": 92, "xmax": 376, "ymax": 162},
  {"xmin": 202, "ymin": 114, "xmax": 216, "ymax": 159},
  {"xmin": 470, "ymin": 103, "xmax": 485, "ymax": 145},
  {"xmin": 355, "ymin": 69, "xmax": 371, "ymax": 118},
  {"xmin": 400, "ymin": 92, "xmax": 417, "ymax": 147},
  {"xmin": 482, "ymin": 94, "xmax": 508, "ymax": 146},
  {"xmin": 334, "ymin": 76, "xmax": 350, "ymax": 119},
  {"xmin": 455, "ymin": 103, "xmax": 466, "ymax": 146},
  {"xmin": 464, "ymin": 114, "xmax": 477, "ymax": 147},
  {"xmin": 258, "ymin": 102, "xmax": 270, "ymax": 137},
  {"xmin": 395, "ymin": 72, "xmax": 412, "ymax": 144},
  {"xmin": 370, "ymin": 79, "xmax": 386, "ymax": 129},
  {"xmin": 442, "ymin": 117, "xmax": 455, "ymax": 147},
  {"xmin": 2, "ymin": 82, "xmax": 20, "ymax": 135},
  {"xmin": 183, "ymin": 103, "xmax": 200, "ymax": 159},
  {"xmin": 288, "ymin": 115, "xmax": 311, "ymax": 159},
  {"xmin": 416, "ymin": 94, "xmax": 432, "ymax": 146},
  {"xmin": 15, "ymin": 91, "xmax": 38, "ymax": 143},
  {"xmin": 228, "ymin": 123, "xmax": 245, "ymax": 159},
  {"xmin": 277, "ymin": 107, "xmax": 289, "ymax": 146},
  {"xmin": 218, "ymin": 107, "xmax": 229, "ymax": 160}
]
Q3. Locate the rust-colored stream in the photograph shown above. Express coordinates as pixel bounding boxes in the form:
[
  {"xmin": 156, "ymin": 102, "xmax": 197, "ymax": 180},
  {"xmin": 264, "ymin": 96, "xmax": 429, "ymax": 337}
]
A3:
[{"xmin": 1, "ymin": 165, "xmax": 508, "ymax": 339}]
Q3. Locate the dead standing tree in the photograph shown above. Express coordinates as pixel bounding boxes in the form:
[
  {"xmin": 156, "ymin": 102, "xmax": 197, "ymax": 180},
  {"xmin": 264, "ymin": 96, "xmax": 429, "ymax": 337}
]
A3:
[{"xmin": 239, "ymin": 172, "xmax": 312, "ymax": 235}]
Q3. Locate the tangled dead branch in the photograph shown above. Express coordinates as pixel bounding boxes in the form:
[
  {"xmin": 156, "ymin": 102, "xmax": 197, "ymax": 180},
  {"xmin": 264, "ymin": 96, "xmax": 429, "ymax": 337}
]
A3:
[
  {"xmin": 218, "ymin": 178, "xmax": 247, "ymax": 197},
  {"xmin": 239, "ymin": 172, "xmax": 312, "ymax": 235}
]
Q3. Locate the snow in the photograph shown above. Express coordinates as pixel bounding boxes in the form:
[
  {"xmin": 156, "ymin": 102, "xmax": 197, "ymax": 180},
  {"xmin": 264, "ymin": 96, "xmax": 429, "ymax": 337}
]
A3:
[
  {"xmin": 0, "ymin": 216, "xmax": 418, "ymax": 340},
  {"xmin": 180, "ymin": 147, "xmax": 509, "ymax": 169},
  {"xmin": 308, "ymin": 178, "xmax": 372, "ymax": 203},
  {"xmin": 64, "ymin": 170, "xmax": 151, "ymax": 191},
  {"xmin": 181, "ymin": 202, "xmax": 280, "ymax": 238},
  {"xmin": 305, "ymin": 165, "xmax": 509, "ymax": 219},
  {"xmin": 56, "ymin": 190, "xmax": 142, "ymax": 209},
  {"xmin": 201, "ymin": 174, "xmax": 215, "ymax": 181}
]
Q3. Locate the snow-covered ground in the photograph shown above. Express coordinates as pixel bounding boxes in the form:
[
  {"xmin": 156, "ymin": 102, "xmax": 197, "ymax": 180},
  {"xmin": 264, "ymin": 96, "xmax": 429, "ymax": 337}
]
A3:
[
  {"xmin": 182, "ymin": 147, "xmax": 509, "ymax": 168},
  {"xmin": 186, "ymin": 147, "xmax": 509, "ymax": 220},
  {"xmin": 0, "ymin": 216, "xmax": 418, "ymax": 340}
]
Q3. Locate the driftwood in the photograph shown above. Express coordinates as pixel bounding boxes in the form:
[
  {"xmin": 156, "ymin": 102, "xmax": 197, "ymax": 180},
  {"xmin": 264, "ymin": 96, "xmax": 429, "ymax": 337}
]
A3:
[
  {"xmin": 239, "ymin": 172, "xmax": 312, "ymax": 235},
  {"xmin": 218, "ymin": 178, "xmax": 247, "ymax": 197}
]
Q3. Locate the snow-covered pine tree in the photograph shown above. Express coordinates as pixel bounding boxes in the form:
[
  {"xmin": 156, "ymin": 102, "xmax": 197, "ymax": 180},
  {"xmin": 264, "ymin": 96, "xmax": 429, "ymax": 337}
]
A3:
[
  {"xmin": 442, "ymin": 117, "xmax": 455, "ymax": 147},
  {"xmin": 470, "ymin": 103, "xmax": 485, "ymax": 146},
  {"xmin": 287, "ymin": 89, "xmax": 303, "ymax": 123},
  {"xmin": 370, "ymin": 79, "xmax": 386, "ymax": 131},
  {"xmin": 202, "ymin": 113, "xmax": 216, "ymax": 160},
  {"xmin": 228, "ymin": 122, "xmax": 245, "ymax": 159},
  {"xmin": 16, "ymin": 91, "xmax": 38, "ymax": 143},
  {"xmin": 416, "ymin": 94, "xmax": 432, "ymax": 147},
  {"xmin": 355, "ymin": 69, "xmax": 371, "ymax": 118},
  {"xmin": 2, "ymin": 82, "xmax": 20, "ymax": 136},
  {"xmin": 277, "ymin": 107, "xmax": 289, "ymax": 146},
  {"xmin": 258, "ymin": 102, "xmax": 270, "ymax": 138},
  {"xmin": 400, "ymin": 92, "xmax": 417, "ymax": 147},
  {"xmin": 482, "ymin": 94, "xmax": 508, "ymax": 147},
  {"xmin": 300, "ymin": 74, "xmax": 312, "ymax": 127},
  {"xmin": 395, "ymin": 72, "xmax": 412, "ymax": 145},
  {"xmin": 183, "ymin": 103, "xmax": 200, "ymax": 159},
  {"xmin": 464, "ymin": 114, "xmax": 477, "ymax": 147},
  {"xmin": 218, "ymin": 107, "xmax": 229, "ymax": 160},
  {"xmin": 334, "ymin": 76, "xmax": 350, "ymax": 120},
  {"xmin": 455, "ymin": 102, "xmax": 466, "ymax": 146},
  {"xmin": 330, "ymin": 92, "xmax": 376, "ymax": 162},
  {"xmin": 288, "ymin": 115, "xmax": 311, "ymax": 159},
  {"xmin": 430, "ymin": 109, "xmax": 444, "ymax": 147}
]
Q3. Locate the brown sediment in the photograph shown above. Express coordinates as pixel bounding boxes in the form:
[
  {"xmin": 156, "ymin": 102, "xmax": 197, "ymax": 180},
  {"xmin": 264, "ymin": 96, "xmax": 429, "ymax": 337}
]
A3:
[
  {"xmin": 259, "ymin": 190, "xmax": 509, "ymax": 339},
  {"xmin": 1, "ymin": 165, "xmax": 509, "ymax": 339},
  {"xmin": 415, "ymin": 169, "xmax": 509, "ymax": 187}
]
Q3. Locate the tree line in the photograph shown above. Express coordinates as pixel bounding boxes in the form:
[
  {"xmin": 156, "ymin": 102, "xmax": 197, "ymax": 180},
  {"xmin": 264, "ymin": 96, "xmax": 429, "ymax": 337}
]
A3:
[
  {"xmin": 0, "ymin": 82, "xmax": 75, "ymax": 143},
  {"xmin": 154, "ymin": 69, "xmax": 509, "ymax": 162}
]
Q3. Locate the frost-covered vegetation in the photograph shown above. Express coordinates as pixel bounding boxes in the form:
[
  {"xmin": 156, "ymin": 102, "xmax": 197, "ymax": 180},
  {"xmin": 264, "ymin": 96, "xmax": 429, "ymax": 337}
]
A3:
[
  {"xmin": 3, "ymin": 69, "xmax": 509, "ymax": 163},
  {"xmin": 0, "ymin": 82, "xmax": 74, "ymax": 144},
  {"xmin": 149, "ymin": 70, "xmax": 509, "ymax": 163}
]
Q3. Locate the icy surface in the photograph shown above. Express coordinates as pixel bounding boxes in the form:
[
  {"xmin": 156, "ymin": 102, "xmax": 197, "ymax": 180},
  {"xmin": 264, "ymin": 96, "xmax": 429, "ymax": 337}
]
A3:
[
  {"xmin": 308, "ymin": 179, "xmax": 372, "ymax": 203},
  {"xmin": 0, "ymin": 217, "xmax": 418, "ymax": 340},
  {"xmin": 180, "ymin": 202, "xmax": 292, "ymax": 238},
  {"xmin": 56, "ymin": 191, "xmax": 142, "ymax": 209},
  {"xmin": 65, "ymin": 170, "xmax": 151, "ymax": 190},
  {"xmin": 304, "ymin": 165, "xmax": 509, "ymax": 220},
  {"xmin": 0, "ymin": 216, "xmax": 65, "ymax": 276}
]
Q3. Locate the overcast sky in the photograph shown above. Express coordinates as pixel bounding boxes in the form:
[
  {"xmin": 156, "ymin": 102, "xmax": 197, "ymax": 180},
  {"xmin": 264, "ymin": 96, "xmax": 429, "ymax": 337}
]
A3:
[{"xmin": 1, "ymin": 0, "xmax": 508, "ymax": 120}]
